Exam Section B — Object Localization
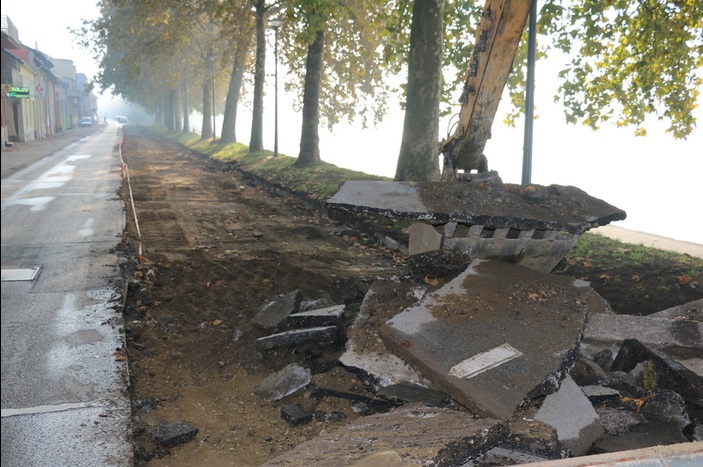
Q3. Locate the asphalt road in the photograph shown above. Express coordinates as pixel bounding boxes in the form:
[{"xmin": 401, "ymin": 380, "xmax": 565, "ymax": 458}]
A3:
[{"xmin": 1, "ymin": 122, "xmax": 132, "ymax": 466}]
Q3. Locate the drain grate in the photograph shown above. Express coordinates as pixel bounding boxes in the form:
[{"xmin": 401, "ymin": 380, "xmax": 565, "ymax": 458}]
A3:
[{"xmin": 1, "ymin": 267, "xmax": 41, "ymax": 282}]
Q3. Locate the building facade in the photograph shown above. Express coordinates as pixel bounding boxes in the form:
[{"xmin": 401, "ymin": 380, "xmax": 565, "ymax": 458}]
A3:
[{"xmin": 1, "ymin": 15, "xmax": 97, "ymax": 147}]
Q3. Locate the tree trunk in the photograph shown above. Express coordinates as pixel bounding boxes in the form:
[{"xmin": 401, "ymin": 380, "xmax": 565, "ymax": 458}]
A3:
[
  {"xmin": 249, "ymin": 0, "xmax": 266, "ymax": 152},
  {"xmin": 201, "ymin": 79, "xmax": 213, "ymax": 139},
  {"xmin": 394, "ymin": 0, "xmax": 444, "ymax": 182},
  {"xmin": 220, "ymin": 56, "xmax": 246, "ymax": 144},
  {"xmin": 174, "ymin": 88, "xmax": 182, "ymax": 133},
  {"xmin": 182, "ymin": 81, "xmax": 190, "ymax": 134},
  {"xmin": 296, "ymin": 29, "xmax": 325, "ymax": 167}
]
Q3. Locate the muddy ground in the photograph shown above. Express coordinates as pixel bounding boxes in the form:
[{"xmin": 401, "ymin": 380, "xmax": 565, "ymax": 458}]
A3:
[{"xmin": 118, "ymin": 126, "xmax": 700, "ymax": 466}]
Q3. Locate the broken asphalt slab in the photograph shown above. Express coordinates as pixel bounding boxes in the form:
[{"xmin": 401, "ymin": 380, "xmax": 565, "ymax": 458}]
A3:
[
  {"xmin": 261, "ymin": 403, "xmax": 508, "ymax": 466},
  {"xmin": 380, "ymin": 259, "xmax": 611, "ymax": 419},
  {"xmin": 326, "ymin": 180, "xmax": 626, "ymax": 234}
]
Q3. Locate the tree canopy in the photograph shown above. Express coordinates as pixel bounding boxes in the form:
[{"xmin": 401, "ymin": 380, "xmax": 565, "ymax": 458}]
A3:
[{"xmin": 77, "ymin": 0, "xmax": 702, "ymax": 180}]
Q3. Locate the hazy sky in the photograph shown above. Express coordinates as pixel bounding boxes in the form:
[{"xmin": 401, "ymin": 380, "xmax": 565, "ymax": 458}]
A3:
[{"xmin": 4, "ymin": 0, "xmax": 702, "ymax": 244}]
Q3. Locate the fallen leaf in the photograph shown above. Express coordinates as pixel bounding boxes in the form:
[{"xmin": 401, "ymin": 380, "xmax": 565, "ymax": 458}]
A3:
[
  {"xmin": 424, "ymin": 276, "xmax": 440, "ymax": 286},
  {"xmin": 620, "ymin": 392, "xmax": 655, "ymax": 412},
  {"xmin": 678, "ymin": 275, "xmax": 691, "ymax": 285}
]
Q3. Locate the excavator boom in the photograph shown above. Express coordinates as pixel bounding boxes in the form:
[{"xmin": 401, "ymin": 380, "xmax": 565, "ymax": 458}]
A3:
[{"xmin": 440, "ymin": 0, "xmax": 534, "ymax": 175}]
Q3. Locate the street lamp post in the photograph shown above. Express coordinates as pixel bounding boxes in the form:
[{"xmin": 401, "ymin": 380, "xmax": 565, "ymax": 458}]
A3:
[
  {"xmin": 270, "ymin": 18, "xmax": 283, "ymax": 157},
  {"xmin": 209, "ymin": 55, "xmax": 217, "ymax": 140}
]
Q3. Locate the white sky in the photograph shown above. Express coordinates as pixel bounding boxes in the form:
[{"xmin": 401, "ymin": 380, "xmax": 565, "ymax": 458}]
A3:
[{"xmin": 4, "ymin": 0, "xmax": 702, "ymax": 244}]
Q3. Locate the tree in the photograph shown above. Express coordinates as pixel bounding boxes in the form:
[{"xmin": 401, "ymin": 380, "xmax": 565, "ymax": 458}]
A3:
[
  {"xmin": 248, "ymin": 0, "xmax": 275, "ymax": 152},
  {"xmin": 539, "ymin": 0, "xmax": 703, "ymax": 139},
  {"xmin": 394, "ymin": 0, "xmax": 702, "ymax": 181},
  {"xmin": 394, "ymin": 0, "xmax": 445, "ymax": 181},
  {"xmin": 296, "ymin": 29, "xmax": 325, "ymax": 166},
  {"xmin": 218, "ymin": 1, "xmax": 255, "ymax": 144},
  {"xmin": 281, "ymin": 0, "xmax": 394, "ymax": 167}
]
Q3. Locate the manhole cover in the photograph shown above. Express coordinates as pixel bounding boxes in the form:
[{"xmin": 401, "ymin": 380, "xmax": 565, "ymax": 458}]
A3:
[{"xmin": 1, "ymin": 267, "xmax": 40, "ymax": 282}]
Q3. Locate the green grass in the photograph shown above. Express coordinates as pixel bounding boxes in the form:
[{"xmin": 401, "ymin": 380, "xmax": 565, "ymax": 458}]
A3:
[{"xmin": 157, "ymin": 128, "xmax": 390, "ymax": 202}]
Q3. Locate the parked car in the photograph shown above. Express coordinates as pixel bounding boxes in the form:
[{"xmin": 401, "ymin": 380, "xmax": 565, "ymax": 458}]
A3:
[
  {"xmin": 115, "ymin": 116, "xmax": 129, "ymax": 124},
  {"xmin": 79, "ymin": 117, "xmax": 93, "ymax": 127}
]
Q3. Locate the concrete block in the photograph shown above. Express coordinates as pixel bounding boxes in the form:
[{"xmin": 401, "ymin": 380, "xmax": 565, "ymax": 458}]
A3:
[
  {"xmin": 581, "ymin": 313, "xmax": 703, "ymax": 363},
  {"xmin": 535, "ymin": 376, "xmax": 604, "ymax": 456},
  {"xmin": 284, "ymin": 305, "xmax": 345, "ymax": 329},
  {"xmin": 253, "ymin": 363, "xmax": 311, "ymax": 402},
  {"xmin": 408, "ymin": 222, "xmax": 443, "ymax": 255},
  {"xmin": 251, "ymin": 289, "xmax": 303, "ymax": 331},
  {"xmin": 255, "ymin": 326, "xmax": 338, "ymax": 351}
]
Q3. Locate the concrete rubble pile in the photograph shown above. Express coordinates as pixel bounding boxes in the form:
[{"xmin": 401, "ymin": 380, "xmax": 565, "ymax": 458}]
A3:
[
  {"xmin": 152, "ymin": 179, "xmax": 700, "ymax": 464},
  {"xmin": 249, "ymin": 276, "xmax": 702, "ymax": 465},
  {"xmin": 246, "ymin": 180, "xmax": 701, "ymax": 465}
]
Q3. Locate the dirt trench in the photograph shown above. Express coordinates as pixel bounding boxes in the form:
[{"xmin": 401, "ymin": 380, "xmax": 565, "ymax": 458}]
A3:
[{"xmin": 119, "ymin": 127, "xmax": 410, "ymax": 465}]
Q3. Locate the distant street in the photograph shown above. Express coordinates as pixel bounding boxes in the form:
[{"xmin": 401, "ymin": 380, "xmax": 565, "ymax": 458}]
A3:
[{"xmin": 1, "ymin": 124, "xmax": 132, "ymax": 466}]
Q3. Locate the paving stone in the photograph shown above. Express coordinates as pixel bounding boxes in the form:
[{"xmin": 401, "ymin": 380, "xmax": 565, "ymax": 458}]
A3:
[
  {"xmin": 152, "ymin": 422, "xmax": 198, "ymax": 448},
  {"xmin": 570, "ymin": 356, "xmax": 608, "ymax": 386},
  {"xmin": 594, "ymin": 406, "xmax": 646, "ymax": 436},
  {"xmin": 611, "ymin": 339, "xmax": 703, "ymax": 408},
  {"xmin": 581, "ymin": 312, "xmax": 703, "ymax": 363},
  {"xmin": 380, "ymin": 260, "xmax": 608, "ymax": 419},
  {"xmin": 592, "ymin": 421, "xmax": 690, "ymax": 453},
  {"xmin": 281, "ymin": 403, "xmax": 313, "ymax": 427},
  {"xmin": 284, "ymin": 305, "xmax": 346, "ymax": 329},
  {"xmin": 253, "ymin": 363, "xmax": 311, "ymax": 402},
  {"xmin": 638, "ymin": 389, "xmax": 690, "ymax": 429},
  {"xmin": 580, "ymin": 385, "xmax": 621, "ymax": 404},
  {"xmin": 408, "ymin": 222, "xmax": 444, "ymax": 255},
  {"xmin": 535, "ymin": 376, "xmax": 604, "ymax": 456},
  {"xmin": 261, "ymin": 403, "xmax": 508, "ymax": 466},
  {"xmin": 251, "ymin": 289, "xmax": 303, "ymax": 331},
  {"xmin": 255, "ymin": 326, "xmax": 338, "ymax": 351},
  {"xmin": 648, "ymin": 298, "xmax": 703, "ymax": 320}
]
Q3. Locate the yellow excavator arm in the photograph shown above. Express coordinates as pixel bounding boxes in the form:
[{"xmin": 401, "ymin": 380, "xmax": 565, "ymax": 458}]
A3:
[{"xmin": 440, "ymin": 0, "xmax": 534, "ymax": 178}]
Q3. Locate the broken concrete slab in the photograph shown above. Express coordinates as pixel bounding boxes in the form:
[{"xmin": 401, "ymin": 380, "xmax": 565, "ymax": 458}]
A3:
[
  {"xmin": 283, "ymin": 304, "xmax": 346, "ymax": 329},
  {"xmin": 592, "ymin": 421, "xmax": 691, "ymax": 453},
  {"xmin": 261, "ymin": 403, "xmax": 508, "ymax": 466},
  {"xmin": 338, "ymin": 281, "xmax": 448, "ymax": 404},
  {"xmin": 535, "ymin": 376, "xmax": 605, "ymax": 456},
  {"xmin": 380, "ymin": 260, "xmax": 610, "ymax": 420},
  {"xmin": 253, "ymin": 363, "xmax": 311, "ymax": 402},
  {"xmin": 326, "ymin": 180, "xmax": 626, "ymax": 235},
  {"xmin": 255, "ymin": 326, "xmax": 338, "ymax": 351},
  {"xmin": 595, "ymin": 406, "xmax": 646, "ymax": 436},
  {"xmin": 251, "ymin": 289, "xmax": 303, "ymax": 331},
  {"xmin": 611, "ymin": 339, "xmax": 703, "ymax": 408},
  {"xmin": 648, "ymin": 298, "xmax": 702, "ymax": 321},
  {"xmin": 580, "ymin": 312, "xmax": 703, "ymax": 367}
]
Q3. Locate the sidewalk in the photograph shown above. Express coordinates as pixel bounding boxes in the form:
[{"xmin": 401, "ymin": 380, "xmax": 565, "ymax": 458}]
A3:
[{"xmin": 3, "ymin": 126, "xmax": 701, "ymax": 261}]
